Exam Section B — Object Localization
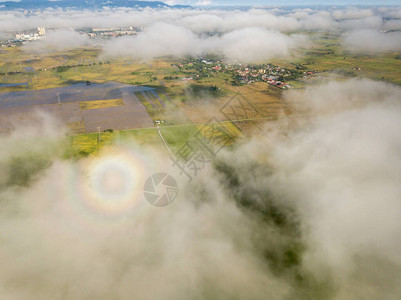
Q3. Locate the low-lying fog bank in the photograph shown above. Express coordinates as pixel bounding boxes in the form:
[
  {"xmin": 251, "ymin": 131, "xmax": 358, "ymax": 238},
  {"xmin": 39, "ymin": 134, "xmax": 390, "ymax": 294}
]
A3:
[{"xmin": 0, "ymin": 79, "xmax": 400, "ymax": 299}]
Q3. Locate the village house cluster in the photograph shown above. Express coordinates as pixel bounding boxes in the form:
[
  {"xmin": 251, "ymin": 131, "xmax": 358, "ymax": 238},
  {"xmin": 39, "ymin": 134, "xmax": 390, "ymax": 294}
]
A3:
[
  {"xmin": 233, "ymin": 65, "xmax": 294, "ymax": 88},
  {"xmin": 174, "ymin": 58, "xmax": 318, "ymax": 89}
]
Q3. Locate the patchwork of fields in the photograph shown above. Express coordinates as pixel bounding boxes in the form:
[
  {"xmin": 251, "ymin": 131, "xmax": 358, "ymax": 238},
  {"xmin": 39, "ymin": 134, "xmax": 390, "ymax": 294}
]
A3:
[
  {"xmin": 1, "ymin": 33, "xmax": 400, "ymax": 156},
  {"xmin": 0, "ymin": 81, "xmax": 159, "ymax": 134}
]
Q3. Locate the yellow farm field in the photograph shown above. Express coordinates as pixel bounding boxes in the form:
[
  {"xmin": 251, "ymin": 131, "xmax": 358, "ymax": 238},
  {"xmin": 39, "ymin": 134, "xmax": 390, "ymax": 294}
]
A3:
[{"xmin": 79, "ymin": 98, "xmax": 124, "ymax": 110}]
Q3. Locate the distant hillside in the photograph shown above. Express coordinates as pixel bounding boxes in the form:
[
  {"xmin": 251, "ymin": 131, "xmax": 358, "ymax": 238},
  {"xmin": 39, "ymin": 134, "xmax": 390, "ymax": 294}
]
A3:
[{"xmin": 0, "ymin": 0, "xmax": 191, "ymax": 10}]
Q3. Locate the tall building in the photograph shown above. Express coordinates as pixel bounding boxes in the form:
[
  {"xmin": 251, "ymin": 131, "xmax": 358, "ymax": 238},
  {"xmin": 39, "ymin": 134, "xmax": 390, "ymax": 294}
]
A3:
[{"xmin": 37, "ymin": 27, "xmax": 46, "ymax": 36}]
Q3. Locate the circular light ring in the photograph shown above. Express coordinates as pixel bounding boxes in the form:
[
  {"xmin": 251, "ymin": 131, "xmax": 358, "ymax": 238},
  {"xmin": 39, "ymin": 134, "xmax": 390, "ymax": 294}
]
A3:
[{"xmin": 68, "ymin": 147, "xmax": 152, "ymax": 219}]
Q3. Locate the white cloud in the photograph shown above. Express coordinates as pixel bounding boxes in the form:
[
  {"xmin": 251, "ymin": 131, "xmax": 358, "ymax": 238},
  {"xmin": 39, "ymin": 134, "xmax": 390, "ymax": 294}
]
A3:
[
  {"xmin": 102, "ymin": 24, "xmax": 308, "ymax": 63},
  {"xmin": 102, "ymin": 22, "xmax": 201, "ymax": 59},
  {"xmin": 332, "ymin": 7, "xmax": 374, "ymax": 20},
  {"xmin": 23, "ymin": 29, "xmax": 92, "ymax": 52},
  {"xmin": 195, "ymin": 0, "xmax": 213, "ymax": 6},
  {"xmin": 0, "ymin": 6, "xmax": 398, "ymax": 35},
  {"xmin": 215, "ymin": 28, "xmax": 307, "ymax": 63},
  {"xmin": 343, "ymin": 29, "xmax": 401, "ymax": 53}
]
